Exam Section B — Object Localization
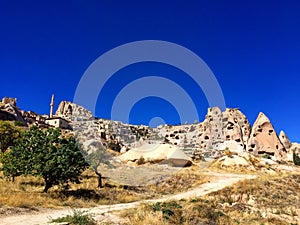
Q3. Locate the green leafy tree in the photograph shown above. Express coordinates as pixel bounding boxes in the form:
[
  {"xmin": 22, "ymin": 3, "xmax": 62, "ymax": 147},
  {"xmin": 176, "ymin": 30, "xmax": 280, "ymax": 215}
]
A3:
[
  {"xmin": 1, "ymin": 126, "xmax": 88, "ymax": 192},
  {"xmin": 0, "ymin": 121, "xmax": 23, "ymax": 152}
]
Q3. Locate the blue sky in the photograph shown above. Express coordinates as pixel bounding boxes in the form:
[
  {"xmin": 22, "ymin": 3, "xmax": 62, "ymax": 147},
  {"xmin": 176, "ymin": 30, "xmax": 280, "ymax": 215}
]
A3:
[{"xmin": 0, "ymin": 1, "xmax": 299, "ymax": 141}]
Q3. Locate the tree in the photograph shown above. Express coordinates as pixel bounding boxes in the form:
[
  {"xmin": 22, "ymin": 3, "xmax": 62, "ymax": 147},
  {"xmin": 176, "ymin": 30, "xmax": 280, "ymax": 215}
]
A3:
[
  {"xmin": 1, "ymin": 126, "xmax": 88, "ymax": 192},
  {"xmin": 0, "ymin": 121, "xmax": 23, "ymax": 152}
]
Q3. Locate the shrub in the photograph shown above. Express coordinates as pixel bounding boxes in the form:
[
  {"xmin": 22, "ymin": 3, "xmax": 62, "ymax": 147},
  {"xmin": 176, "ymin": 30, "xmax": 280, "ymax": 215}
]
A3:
[
  {"xmin": 151, "ymin": 201, "xmax": 182, "ymax": 220},
  {"xmin": 14, "ymin": 120, "xmax": 25, "ymax": 127},
  {"xmin": 262, "ymin": 154, "xmax": 271, "ymax": 159},
  {"xmin": 108, "ymin": 141, "xmax": 121, "ymax": 152},
  {"xmin": 224, "ymin": 148, "xmax": 233, "ymax": 158},
  {"xmin": 293, "ymin": 151, "xmax": 300, "ymax": 166},
  {"xmin": 137, "ymin": 156, "xmax": 146, "ymax": 165},
  {"xmin": 50, "ymin": 209, "xmax": 96, "ymax": 225}
]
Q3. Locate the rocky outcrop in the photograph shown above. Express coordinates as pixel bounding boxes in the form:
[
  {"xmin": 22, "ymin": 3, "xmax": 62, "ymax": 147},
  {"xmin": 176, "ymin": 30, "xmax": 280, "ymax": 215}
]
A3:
[
  {"xmin": 247, "ymin": 112, "xmax": 286, "ymax": 160},
  {"xmin": 2, "ymin": 96, "xmax": 298, "ymax": 163},
  {"xmin": 278, "ymin": 130, "xmax": 300, "ymax": 161},
  {"xmin": 55, "ymin": 101, "xmax": 93, "ymax": 121},
  {"xmin": 161, "ymin": 107, "xmax": 251, "ymax": 159},
  {"xmin": 1, "ymin": 97, "xmax": 17, "ymax": 107},
  {"xmin": 222, "ymin": 108, "xmax": 251, "ymax": 149},
  {"xmin": 279, "ymin": 130, "xmax": 292, "ymax": 149},
  {"xmin": 0, "ymin": 99, "xmax": 26, "ymax": 125}
]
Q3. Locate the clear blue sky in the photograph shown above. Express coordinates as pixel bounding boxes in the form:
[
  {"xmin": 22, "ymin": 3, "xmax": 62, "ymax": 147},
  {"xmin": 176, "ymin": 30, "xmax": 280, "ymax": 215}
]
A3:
[{"xmin": 0, "ymin": 1, "xmax": 299, "ymax": 142}]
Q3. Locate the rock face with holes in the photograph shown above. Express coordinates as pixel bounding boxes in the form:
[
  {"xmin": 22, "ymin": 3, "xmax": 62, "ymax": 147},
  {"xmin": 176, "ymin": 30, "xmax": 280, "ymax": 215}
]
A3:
[
  {"xmin": 222, "ymin": 108, "xmax": 251, "ymax": 149},
  {"xmin": 197, "ymin": 107, "xmax": 251, "ymax": 157},
  {"xmin": 247, "ymin": 112, "xmax": 286, "ymax": 160},
  {"xmin": 53, "ymin": 102, "xmax": 294, "ymax": 162},
  {"xmin": 160, "ymin": 107, "xmax": 251, "ymax": 159},
  {"xmin": 55, "ymin": 101, "xmax": 93, "ymax": 121},
  {"xmin": 278, "ymin": 130, "xmax": 300, "ymax": 161}
]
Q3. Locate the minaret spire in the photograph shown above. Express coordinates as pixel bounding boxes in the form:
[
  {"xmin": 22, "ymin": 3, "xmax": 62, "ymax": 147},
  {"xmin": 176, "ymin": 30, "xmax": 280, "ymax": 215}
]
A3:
[{"xmin": 50, "ymin": 94, "xmax": 54, "ymax": 118}]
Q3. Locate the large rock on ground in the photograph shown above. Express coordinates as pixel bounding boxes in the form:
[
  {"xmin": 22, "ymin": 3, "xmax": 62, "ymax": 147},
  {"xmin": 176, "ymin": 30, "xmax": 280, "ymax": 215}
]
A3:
[
  {"xmin": 247, "ymin": 112, "xmax": 286, "ymax": 160},
  {"xmin": 217, "ymin": 140, "xmax": 244, "ymax": 155},
  {"xmin": 118, "ymin": 143, "xmax": 192, "ymax": 167}
]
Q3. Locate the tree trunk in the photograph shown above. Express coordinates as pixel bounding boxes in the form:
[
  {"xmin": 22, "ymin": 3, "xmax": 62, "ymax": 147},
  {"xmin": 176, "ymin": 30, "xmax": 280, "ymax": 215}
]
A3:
[
  {"xmin": 43, "ymin": 180, "xmax": 52, "ymax": 193},
  {"xmin": 95, "ymin": 171, "xmax": 103, "ymax": 188}
]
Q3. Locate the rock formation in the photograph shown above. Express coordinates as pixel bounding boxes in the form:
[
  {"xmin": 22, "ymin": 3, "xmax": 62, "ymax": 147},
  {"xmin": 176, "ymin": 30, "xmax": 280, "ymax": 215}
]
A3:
[
  {"xmin": 247, "ymin": 112, "xmax": 286, "ymax": 160},
  {"xmin": 1, "ymin": 96, "xmax": 299, "ymax": 164},
  {"xmin": 222, "ymin": 108, "xmax": 251, "ymax": 149},
  {"xmin": 279, "ymin": 130, "xmax": 292, "ymax": 149},
  {"xmin": 0, "ymin": 97, "xmax": 26, "ymax": 125},
  {"xmin": 118, "ymin": 143, "xmax": 192, "ymax": 167},
  {"xmin": 161, "ymin": 107, "xmax": 251, "ymax": 159},
  {"xmin": 55, "ymin": 101, "xmax": 93, "ymax": 121}
]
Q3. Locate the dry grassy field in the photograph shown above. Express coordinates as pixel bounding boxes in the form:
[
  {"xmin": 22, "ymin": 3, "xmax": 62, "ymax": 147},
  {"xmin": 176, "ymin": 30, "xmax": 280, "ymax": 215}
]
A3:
[
  {"xmin": 0, "ymin": 160, "xmax": 299, "ymax": 225},
  {"xmin": 120, "ymin": 172, "xmax": 300, "ymax": 225},
  {"xmin": 0, "ymin": 165, "xmax": 209, "ymax": 214}
]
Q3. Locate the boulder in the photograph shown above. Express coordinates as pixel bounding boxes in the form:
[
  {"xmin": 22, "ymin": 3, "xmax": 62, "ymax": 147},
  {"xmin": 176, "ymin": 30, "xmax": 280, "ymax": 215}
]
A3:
[
  {"xmin": 118, "ymin": 143, "xmax": 192, "ymax": 166},
  {"xmin": 210, "ymin": 155, "xmax": 255, "ymax": 171},
  {"xmin": 217, "ymin": 140, "xmax": 244, "ymax": 155}
]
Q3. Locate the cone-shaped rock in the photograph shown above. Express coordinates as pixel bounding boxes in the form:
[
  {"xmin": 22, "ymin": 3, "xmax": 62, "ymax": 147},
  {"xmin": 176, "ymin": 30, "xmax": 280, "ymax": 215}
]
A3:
[
  {"xmin": 247, "ymin": 112, "xmax": 286, "ymax": 160},
  {"xmin": 279, "ymin": 130, "xmax": 292, "ymax": 149}
]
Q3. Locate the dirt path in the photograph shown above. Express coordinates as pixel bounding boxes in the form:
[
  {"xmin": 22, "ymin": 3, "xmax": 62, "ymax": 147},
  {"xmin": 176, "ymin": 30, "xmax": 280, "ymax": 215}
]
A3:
[{"xmin": 0, "ymin": 173, "xmax": 256, "ymax": 225}]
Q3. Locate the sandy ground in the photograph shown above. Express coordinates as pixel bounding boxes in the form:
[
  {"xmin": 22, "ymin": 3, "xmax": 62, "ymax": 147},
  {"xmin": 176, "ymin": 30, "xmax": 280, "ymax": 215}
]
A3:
[{"xmin": 0, "ymin": 172, "xmax": 255, "ymax": 225}]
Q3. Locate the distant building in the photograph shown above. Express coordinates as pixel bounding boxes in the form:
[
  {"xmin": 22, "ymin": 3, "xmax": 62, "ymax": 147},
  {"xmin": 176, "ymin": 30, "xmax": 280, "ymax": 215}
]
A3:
[
  {"xmin": 46, "ymin": 94, "xmax": 72, "ymax": 130},
  {"xmin": 45, "ymin": 117, "xmax": 72, "ymax": 130}
]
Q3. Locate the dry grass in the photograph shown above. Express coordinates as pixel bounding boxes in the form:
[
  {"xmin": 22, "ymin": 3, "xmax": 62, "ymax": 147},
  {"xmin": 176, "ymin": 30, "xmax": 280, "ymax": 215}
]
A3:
[
  {"xmin": 122, "ymin": 172, "xmax": 300, "ymax": 225},
  {"xmin": 148, "ymin": 165, "xmax": 210, "ymax": 195},
  {"xmin": 0, "ymin": 169, "xmax": 145, "ymax": 211},
  {"xmin": 0, "ymin": 165, "xmax": 210, "ymax": 215}
]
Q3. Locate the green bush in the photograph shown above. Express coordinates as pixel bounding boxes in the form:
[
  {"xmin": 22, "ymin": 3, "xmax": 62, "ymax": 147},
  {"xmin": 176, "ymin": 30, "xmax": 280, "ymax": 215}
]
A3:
[
  {"xmin": 50, "ymin": 209, "xmax": 96, "ymax": 225},
  {"xmin": 14, "ymin": 120, "xmax": 24, "ymax": 127},
  {"xmin": 293, "ymin": 151, "xmax": 300, "ymax": 166},
  {"xmin": 107, "ymin": 141, "xmax": 121, "ymax": 152},
  {"xmin": 151, "ymin": 201, "xmax": 182, "ymax": 220},
  {"xmin": 262, "ymin": 154, "xmax": 271, "ymax": 159}
]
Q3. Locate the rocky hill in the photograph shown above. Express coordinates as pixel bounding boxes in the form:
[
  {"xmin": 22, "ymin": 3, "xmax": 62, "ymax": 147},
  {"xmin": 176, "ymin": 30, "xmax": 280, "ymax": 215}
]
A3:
[
  {"xmin": 54, "ymin": 101, "xmax": 300, "ymax": 163},
  {"xmin": 1, "ymin": 96, "xmax": 299, "ymax": 163}
]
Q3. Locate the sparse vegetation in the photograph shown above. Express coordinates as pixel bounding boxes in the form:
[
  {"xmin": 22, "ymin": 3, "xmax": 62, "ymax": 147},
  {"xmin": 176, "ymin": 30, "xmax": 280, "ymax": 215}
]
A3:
[
  {"xmin": 123, "ymin": 173, "xmax": 300, "ymax": 225},
  {"xmin": 50, "ymin": 209, "xmax": 96, "ymax": 225},
  {"xmin": 224, "ymin": 147, "xmax": 233, "ymax": 158}
]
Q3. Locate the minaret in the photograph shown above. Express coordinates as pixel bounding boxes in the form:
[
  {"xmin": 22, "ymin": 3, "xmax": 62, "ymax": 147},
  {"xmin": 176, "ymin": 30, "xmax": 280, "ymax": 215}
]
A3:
[{"xmin": 50, "ymin": 94, "xmax": 54, "ymax": 118}]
